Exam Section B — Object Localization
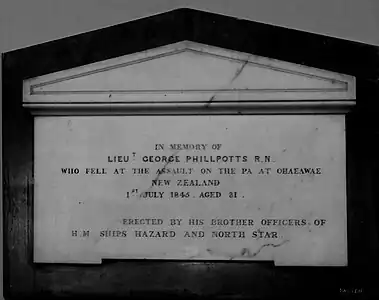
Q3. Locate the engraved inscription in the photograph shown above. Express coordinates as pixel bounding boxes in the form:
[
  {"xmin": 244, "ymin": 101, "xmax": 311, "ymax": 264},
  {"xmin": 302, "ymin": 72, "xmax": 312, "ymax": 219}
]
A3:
[{"xmin": 34, "ymin": 115, "xmax": 347, "ymax": 265}]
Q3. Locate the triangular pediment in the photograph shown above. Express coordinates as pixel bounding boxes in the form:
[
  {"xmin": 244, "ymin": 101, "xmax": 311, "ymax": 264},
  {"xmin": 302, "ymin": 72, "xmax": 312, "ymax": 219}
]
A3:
[
  {"xmin": 23, "ymin": 41, "xmax": 355, "ymax": 113},
  {"xmin": 29, "ymin": 42, "xmax": 350, "ymax": 92}
]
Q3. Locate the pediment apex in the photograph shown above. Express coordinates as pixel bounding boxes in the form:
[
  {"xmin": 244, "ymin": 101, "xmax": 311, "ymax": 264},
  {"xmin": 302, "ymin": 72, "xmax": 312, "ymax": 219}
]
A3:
[{"xmin": 24, "ymin": 41, "xmax": 355, "ymax": 98}]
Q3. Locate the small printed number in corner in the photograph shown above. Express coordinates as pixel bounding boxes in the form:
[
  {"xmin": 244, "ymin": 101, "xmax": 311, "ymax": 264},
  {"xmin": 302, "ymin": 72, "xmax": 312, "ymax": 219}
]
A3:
[{"xmin": 339, "ymin": 288, "xmax": 363, "ymax": 294}]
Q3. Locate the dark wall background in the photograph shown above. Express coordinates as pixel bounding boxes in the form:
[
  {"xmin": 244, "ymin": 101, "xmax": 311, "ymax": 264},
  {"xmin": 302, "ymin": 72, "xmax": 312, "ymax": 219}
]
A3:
[
  {"xmin": 2, "ymin": 8, "xmax": 379, "ymax": 299},
  {"xmin": 2, "ymin": 0, "xmax": 379, "ymax": 53}
]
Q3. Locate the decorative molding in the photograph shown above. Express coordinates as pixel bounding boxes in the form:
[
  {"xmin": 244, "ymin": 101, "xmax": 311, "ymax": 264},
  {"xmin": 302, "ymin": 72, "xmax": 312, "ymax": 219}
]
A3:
[
  {"xmin": 24, "ymin": 101, "xmax": 355, "ymax": 116},
  {"xmin": 23, "ymin": 41, "xmax": 356, "ymax": 114},
  {"xmin": 30, "ymin": 88, "xmax": 347, "ymax": 95},
  {"xmin": 28, "ymin": 48, "xmax": 348, "ymax": 93}
]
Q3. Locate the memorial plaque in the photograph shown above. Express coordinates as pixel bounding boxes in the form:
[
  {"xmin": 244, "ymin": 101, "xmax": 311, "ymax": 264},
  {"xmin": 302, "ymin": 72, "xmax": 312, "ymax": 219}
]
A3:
[
  {"xmin": 34, "ymin": 115, "xmax": 346, "ymax": 265},
  {"xmin": 8, "ymin": 7, "xmax": 379, "ymax": 299}
]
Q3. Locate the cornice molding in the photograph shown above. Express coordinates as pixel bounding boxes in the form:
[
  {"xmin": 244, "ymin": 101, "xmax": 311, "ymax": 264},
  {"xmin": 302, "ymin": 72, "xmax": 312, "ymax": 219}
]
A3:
[{"xmin": 23, "ymin": 41, "xmax": 355, "ymax": 115}]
